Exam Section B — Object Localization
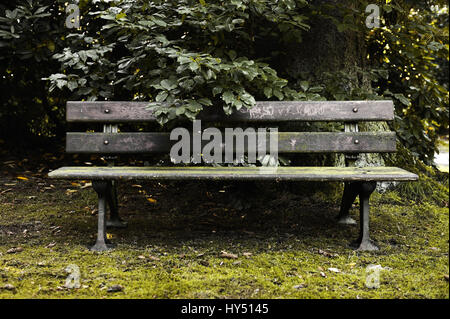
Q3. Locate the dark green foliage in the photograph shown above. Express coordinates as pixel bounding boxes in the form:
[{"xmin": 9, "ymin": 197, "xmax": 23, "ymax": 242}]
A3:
[
  {"xmin": 367, "ymin": 2, "xmax": 449, "ymax": 163},
  {"xmin": 0, "ymin": 0, "xmax": 66, "ymax": 142}
]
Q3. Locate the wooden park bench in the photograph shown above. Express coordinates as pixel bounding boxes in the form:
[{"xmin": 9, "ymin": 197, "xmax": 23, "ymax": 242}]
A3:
[{"xmin": 48, "ymin": 100, "xmax": 418, "ymax": 252}]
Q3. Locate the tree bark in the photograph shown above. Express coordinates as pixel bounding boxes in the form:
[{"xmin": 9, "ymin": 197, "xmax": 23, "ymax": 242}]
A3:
[{"xmin": 284, "ymin": 0, "xmax": 387, "ymax": 168}]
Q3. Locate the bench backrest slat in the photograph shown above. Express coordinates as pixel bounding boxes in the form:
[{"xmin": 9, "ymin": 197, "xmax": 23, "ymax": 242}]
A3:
[
  {"xmin": 66, "ymin": 132, "xmax": 396, "ymax": 154},
  {"xmin": 66, "ymin": 100, "xmax": 394, "ymax": 123}
]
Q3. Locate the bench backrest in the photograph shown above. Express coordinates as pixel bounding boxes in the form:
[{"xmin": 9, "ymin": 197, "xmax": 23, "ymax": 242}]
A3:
[{"xmin": 65, "ymin": 101, "xmax": 396, "ymax": 155}]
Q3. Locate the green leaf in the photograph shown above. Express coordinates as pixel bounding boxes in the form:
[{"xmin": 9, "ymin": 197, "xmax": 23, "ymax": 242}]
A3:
[
  {"xmin": 161, "ymin": 79, "xmax": 177, "ymax": 90},
  {"xmin": 187, "ymin": 100, "xmax": 203, "ymax": 112},
  {"xmin": 394, "ymin": 94, "xmax": 411, "ymax": 106},
  {"xmin": 212, "ymin": 87, "xmax": 223, "ymax": 96},
  {"xmin": 222, "ymin": 91, "xmax": 234, "ymax": 104},
  {"xmin": 273, "ymin": 89, "xmax": 284, "ymax": 100},
  {"xmin": 198, "ymin": 98, "xmax": 213, "ymax": 106},
  {"xmin": 67, "ymin": 80, "xmax": 78, "ymax": 91},
  {"xmin": 300, "ymin": 81, "xmax": 309, "ymax": 91},
  {"xmin": 115, "ymin": 12, "xmax": 126, "ymax": 20},
  {"xmin": 155, "ymin": 91, "xmax": 169, "ymax": 102},
  {"xmin": 189, "ymin": 62, "xmax": 199, "ymax": 72},
  {"xmin": 176, "ymin": 107, "xmax": 185, "ymax": 115}
]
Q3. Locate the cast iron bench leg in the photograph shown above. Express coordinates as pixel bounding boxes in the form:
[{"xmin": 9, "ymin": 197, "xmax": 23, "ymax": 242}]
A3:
[
  {"xmin": 337, "ymin": 182, "xmax": 358, "ymax": 225},
  {"xmin": 106, "ymin": 180, "xmax": 127, "ymax": 228},
  {"xmin": 352, "ymin": 181, "xmax": 379, "ymax": 251},
  {"xmin": 91, "ymin": 181, "xmax": 115, "ymax": 251}
]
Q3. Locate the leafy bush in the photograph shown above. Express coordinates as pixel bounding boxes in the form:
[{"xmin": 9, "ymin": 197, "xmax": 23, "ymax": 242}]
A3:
[
  {"xmin": 48, "ymin": 0, "xmax": 313, "ymax": 125},
  {"xmin": 367, "ymin": 2, "xmax": 449, "ymax": 162}
]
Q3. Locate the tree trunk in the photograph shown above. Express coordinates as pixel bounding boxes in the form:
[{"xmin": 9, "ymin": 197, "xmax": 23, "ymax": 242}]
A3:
[{"xmin": 284, "ymin": 0, "xmax": 387, "ymax": 168}]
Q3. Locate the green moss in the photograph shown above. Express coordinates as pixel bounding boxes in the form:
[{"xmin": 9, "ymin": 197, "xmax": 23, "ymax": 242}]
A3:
[{"xmin": 0, "ymin": 175, "xmax": 448, "ymax": 299}]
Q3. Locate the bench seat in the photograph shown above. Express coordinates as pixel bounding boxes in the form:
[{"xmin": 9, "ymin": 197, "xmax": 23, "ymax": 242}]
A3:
[{"xmin": 49, "ymin": 166, "xmax": 418, "ymax": 182}]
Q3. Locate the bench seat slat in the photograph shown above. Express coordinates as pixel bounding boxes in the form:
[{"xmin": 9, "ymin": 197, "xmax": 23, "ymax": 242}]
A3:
[
  {"xmin": 66, "ymin": 132, "xmax": 396, "ymax": 154},
  {"xmin": 48, "ymin": 166, "xmax": 418, "ymax": 182},
  {"xmin": 66, "ymin": 101, "xmax": 394, "ymax": 123}
]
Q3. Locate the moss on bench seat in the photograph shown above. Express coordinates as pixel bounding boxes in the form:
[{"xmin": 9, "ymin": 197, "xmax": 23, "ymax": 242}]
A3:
[{"xmin": 49, "ymin": 166, "xmax": 419, "ymax": 182}]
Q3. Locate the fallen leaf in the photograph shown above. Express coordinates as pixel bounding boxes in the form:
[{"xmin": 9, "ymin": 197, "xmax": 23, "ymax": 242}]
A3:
[
  {"xmin": 107, "ymin": 285, "xmax": 123, "ymax": 293},
  {"xmin": 243, "ymin": 252, "xmax": 252, "ymax": 257},
  {"xmin": 445, "ymin": 275, "xmax": 449, "ymax": 281},
  {"xmin": 137, "ymin": 255, "xmax": 146, "ymax": 260},
  {"xmin": 148, "ymin": 255, "xmax": 160, "ymax": 261},
  {"xmin": 51, "ymin": 226, "xmax": 62, "ymax": 234},
  {"xmin": 320, "ymin": 272, "xmax": 327, "ymax": 278},
  {"xmin": 318, "ymin": 249, "xmax": 338, "ymax": 258},
  {"xmin": 0, "ymin": 188, "xmax": 12, "ymax": 195},
  {"xmin": 146, "ymin": 198, "xmax": 157, "ymax": 204},
  {"xmin": 6, "ymin": 247, "xmax": 23, "ymax": 254},
  {"xmin": 328, "ymin": 267, "xmax": 341, "ymax": 273},
  {"xmin": 220, "ymin": 251, "xmax": 238, "ymax": 259},
  {"xmin": 2, "ymin": 284, "xmax": 15, "ymax": 291},
  {"xmin": 46, "ymin": 242, "xmax": 56, "ymax": 248},
  {"xmin": 17, "ymin": 176, "xmax": 28, "ymax": 181},
  {"xmin": 293, "ymin": 284, "xmax": 306, "ymax": 289},
  {"xmin": 80, "ymin": 182, "xmax": 92, "ymax": 189}
]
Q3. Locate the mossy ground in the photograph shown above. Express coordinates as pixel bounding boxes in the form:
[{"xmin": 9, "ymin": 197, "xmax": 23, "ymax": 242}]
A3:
[{"xmin": 0, "ymin": 155, "xmax": 448, "ymax": 299}]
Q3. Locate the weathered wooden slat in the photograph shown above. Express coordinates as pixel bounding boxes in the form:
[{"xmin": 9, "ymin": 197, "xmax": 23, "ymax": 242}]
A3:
[
  {"xmin": 66, "ymin": 132, "xmax": 396, "ymax": 154},
  {"xmin": 48, "ymin": 166, "xmax": 418, "ymax": 182},
  {"xmin": 277, "ymin": 132, "xmax": 396, "ymax": 153},
  {"xmin": 66, "ymin": 100, "xmax": 394, "ymax": 123}
]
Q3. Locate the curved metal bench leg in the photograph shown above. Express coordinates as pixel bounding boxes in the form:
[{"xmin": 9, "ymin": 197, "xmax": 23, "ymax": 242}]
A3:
[
  {"xmin": 352, "ymin": 181, "xmax": 379, "ymax": 251},
  {"xmin": 106, "ymin": 180, "xmax": 127, "ymax": 228},
  {"xmin": 337, "ymin": 182, "xmax": 358, "ymax": 225},
  {"xmin": 91, "ymin": 181, "xmax": 114, "ymax": 251}
]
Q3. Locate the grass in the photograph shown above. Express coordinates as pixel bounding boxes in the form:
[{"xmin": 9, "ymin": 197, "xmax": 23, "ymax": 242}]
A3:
[{"xmin": 0, "ymin": 167, "xmax": 448, "ymax": 299}]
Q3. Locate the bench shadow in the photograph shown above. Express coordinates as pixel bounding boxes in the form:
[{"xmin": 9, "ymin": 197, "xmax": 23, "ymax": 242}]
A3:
[{"xmin": 97, "ymin": 180, "xmax": 360, "ymax": 251}]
